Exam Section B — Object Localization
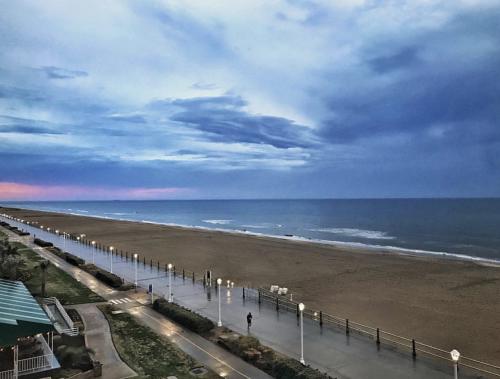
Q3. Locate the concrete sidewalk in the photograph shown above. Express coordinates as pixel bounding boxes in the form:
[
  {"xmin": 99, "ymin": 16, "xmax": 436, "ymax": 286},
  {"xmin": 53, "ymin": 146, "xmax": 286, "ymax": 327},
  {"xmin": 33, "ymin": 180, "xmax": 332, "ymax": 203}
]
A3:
[
  {"xmin": 2, "ymin": 225, "xmax": 273, "ymax": 379},
  {"xmin": 68, "ymin": 303, "xmax": 136, "ymax": 379},
  {"xmin": 3, "ymin": 218, "xmax": 483, "ymax": 379}
]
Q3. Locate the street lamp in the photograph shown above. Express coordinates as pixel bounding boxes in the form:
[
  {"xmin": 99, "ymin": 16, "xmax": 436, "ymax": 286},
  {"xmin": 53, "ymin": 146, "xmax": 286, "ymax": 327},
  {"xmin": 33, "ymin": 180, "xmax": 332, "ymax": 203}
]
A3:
[
  {"xmin": 299, "ymin": 302, "xmax": 305, "ymax": 365},
  {"xmin": 91, "ymin": 241, "xmax": 96, "ymax": 264},
  {"xmin": 134, "ymin": 254, "xmax": 138, "ymax": 288},
  {"xmin": 450, "ymin": 349, "xmax": 460, "ymax": 379},
  {"xmin": 167, "ymin": 263, "xmax": 173, "ymax": 302},
  {"xmin": 217, "ymin": 278, "xmax": 222, "ymax": 327},
  {"xmin": 109, "ymin": 246, "xmax": 114, "ymax": 273}
]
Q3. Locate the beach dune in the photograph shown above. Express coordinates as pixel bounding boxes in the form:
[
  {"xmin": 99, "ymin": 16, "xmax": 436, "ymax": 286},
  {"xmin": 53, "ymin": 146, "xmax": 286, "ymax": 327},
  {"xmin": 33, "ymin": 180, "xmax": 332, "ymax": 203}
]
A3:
[{"xmin": 3, "ymin": 206, "xmax": 500, "ymax": 365}]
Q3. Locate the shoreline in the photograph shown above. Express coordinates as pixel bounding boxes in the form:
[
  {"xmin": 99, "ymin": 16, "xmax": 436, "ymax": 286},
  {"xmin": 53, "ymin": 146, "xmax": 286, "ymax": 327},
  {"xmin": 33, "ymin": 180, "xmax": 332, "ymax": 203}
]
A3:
[
  {"xmin": 2, "ymin": 205, "xmax": 500, "ymax": 364},
  {"xmin": 5, "ymin": 204, "xmax": 500, "ymax": 268}
]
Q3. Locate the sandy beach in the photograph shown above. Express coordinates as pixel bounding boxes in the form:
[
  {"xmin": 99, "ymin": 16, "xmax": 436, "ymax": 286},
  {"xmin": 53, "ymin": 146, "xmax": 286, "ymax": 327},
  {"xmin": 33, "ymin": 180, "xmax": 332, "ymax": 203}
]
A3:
[{"xmin": 2, "ymin": 206, "xmax": 500, "ymax": 365}]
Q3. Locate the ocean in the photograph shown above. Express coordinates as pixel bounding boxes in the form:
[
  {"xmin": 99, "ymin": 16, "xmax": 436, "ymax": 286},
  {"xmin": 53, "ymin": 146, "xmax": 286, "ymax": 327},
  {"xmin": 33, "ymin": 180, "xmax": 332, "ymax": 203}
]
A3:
[{"xmin": 3, "ymin": 198, "xmax": 500, "ymax": 262}]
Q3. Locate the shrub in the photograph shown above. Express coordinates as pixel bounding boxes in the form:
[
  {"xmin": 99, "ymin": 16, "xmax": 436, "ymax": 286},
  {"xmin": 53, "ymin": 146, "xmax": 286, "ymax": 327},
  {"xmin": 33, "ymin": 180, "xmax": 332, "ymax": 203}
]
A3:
[
  {"xmin": 46, "ymin": 246, "xmax": 65, "ymax": 259},
  {"xmin": 216, "ymin": 331, "xmax": 334, "ymax": 379},
  {"xmin": 153, "ymin": 298, "xmax": 215, "ymax": 334},
  {"xmin": 95, "ymin": 270, "xmax": 122, "ymax": 288},
  {"xmin": 34, "ymin": 238, "xmax": 53, "ymax": 247},
  {"xmin": 65, "ymin": 252, "xmax": 85, "ymax": 266}
]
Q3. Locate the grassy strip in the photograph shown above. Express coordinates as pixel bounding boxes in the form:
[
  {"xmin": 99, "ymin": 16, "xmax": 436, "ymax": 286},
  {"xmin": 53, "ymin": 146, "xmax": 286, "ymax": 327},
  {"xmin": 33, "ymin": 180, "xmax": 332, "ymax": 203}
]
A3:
[
  {"xmin": 10, "ymin": 242, "xmax": 104, "ymax": 304},
  {"xmin": 99, "ymin": 304, "xmax": 220, "ymax": 379}
]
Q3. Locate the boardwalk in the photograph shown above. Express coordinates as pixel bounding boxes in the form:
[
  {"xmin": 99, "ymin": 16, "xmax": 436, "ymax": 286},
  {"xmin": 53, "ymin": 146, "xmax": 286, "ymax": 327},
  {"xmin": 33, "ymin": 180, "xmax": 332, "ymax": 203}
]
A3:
[{"xmin": 3, "ymin": 216, "xmax": 485, "ymax": 379}]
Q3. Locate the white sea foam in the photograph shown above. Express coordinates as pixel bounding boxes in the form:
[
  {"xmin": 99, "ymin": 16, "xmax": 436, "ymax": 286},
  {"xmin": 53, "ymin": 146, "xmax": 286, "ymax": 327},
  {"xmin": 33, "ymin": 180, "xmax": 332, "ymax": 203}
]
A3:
[
  {"xmin": 241, "ymin": 223, "xmax": 282, "ymax": 229},
  {"xmin": 202, "ymin": 219, "xmax": 233, "ymax": 225},
  {"xmin": 310, "ymin": 227, "xmax": 395, "ymax": 240}
]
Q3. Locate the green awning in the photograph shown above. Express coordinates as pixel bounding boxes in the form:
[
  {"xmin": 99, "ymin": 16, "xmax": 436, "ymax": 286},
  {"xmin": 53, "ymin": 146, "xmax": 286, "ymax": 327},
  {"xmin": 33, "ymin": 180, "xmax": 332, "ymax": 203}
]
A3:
[{"xmin": 0, "ymin": 278, "xmax": 54, "ymax": 346}]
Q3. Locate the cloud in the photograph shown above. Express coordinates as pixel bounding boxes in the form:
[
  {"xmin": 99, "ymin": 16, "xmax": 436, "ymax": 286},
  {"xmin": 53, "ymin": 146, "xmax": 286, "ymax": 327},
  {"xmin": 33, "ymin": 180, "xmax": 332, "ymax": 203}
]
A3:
[
  {"xmin": 319, "ymin": 6, "xmax": 500, "ymax": 145},
  {"xmin": 367, "ymin": 46, "xmax": 421, "ymax": 74},
  {"xmin": 166, "ymin": 95, "xmax": 317, "ymax": 149},
  {"xmin": 0, "ymin": 0, "xmax": 499, "ymax": 198},
  {"xmin": 191, "ymin": 82, "xmax": 219, "ymax": 90},
  {"xmin": 40, "ymin": 66, "xmax": 88, "ymax": 80}
]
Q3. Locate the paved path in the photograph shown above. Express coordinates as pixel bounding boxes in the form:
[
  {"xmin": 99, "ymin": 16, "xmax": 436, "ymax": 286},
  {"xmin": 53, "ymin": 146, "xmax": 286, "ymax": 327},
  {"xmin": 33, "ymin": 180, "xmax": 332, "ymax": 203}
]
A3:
[
  {"xmin": 3, "ymin": 218, "xmax": 484, "ymax": 379},
  {"xmin": 1, "ymin": 224, "xmax": 272, "ymax": 379},
  {"xmin": 68, "ymin": 303, "xmax": 136, "ymax": 379}
]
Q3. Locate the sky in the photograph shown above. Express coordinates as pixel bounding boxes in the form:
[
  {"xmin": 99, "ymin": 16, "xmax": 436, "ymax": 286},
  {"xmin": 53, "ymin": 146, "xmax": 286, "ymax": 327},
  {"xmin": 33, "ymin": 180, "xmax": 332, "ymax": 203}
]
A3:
[{"xmin": 0, "ymin": 0, "xmax": 499, "ymax": 200}]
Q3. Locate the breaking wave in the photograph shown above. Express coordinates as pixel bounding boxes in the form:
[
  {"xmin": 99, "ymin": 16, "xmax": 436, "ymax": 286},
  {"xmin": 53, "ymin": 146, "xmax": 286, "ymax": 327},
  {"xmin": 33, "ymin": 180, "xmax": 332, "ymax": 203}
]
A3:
[{"xmin": 310, "ymin": 227, "xmax": 395, "ymax": 240}]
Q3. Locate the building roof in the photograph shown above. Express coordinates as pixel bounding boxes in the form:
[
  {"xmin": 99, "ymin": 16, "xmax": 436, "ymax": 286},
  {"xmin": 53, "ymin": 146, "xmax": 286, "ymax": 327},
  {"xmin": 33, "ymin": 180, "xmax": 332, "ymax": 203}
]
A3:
[{"xmin": 0, "ymin": 278, "xmax": 54, "ymax": 346}]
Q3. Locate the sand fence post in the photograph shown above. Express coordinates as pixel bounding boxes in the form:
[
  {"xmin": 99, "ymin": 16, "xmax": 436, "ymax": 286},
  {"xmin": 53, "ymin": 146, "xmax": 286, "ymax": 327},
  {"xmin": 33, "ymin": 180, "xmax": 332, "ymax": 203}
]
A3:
[
  {"xmin": 276, "ymin": 296, "xmax": 279, "ymax": 312},
  {"xmin": 242, "ymin": 287, "xmax": 245, "ymax": 299},
  {"xmin": 182, "ymin": 269, "xmax": 185, "ymax": 280},
  {"xmin": 412, "ymin": 339, "xmax": 416, "ymax": 358},
  {"xmin": 192, "ymin": 272, "xmax": 195, "ymax": 284},
  {"xmin": 258, "ymin": 289, "xmax": 261, "ymax": 304},
  {"xmin": 346, "ymin": 319, "xmax": 350, "ymax": 335},
  {"xmin": 150, "ymin": 259, "xmax": 153, "ymax": 270},
  {"xmin": 376, "ymin": 328, "xmax": 380, "ymax": 345},
  {"xmin": 126, "ymin": 252, "xmax": 129, "ymax": 261},
  {"xmin": 173, "ymin": 266, "xmax": 177, "ymax": 278},
  {"xmin": 319, "ymin": 311, "xmax": 323, "ymax": 327},
  {"xmin": 143, "ymin": 256, "xmax": 146, "ymax": 266},
  {"xmin": 165, "ymin": 264, "xmax": 168, "ymax": 275},
  {"xmin": 157, "ymin": 261, "xmax": 160, "ymax": 271},
  {"xmin": 296, "ymin": 303, "xmax": 299, "ymax": 318}
]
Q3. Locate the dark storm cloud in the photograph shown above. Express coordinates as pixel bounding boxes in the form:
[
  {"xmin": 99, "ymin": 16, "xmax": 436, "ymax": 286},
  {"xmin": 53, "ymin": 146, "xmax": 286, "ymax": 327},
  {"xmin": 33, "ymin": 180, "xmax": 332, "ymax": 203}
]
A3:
[
  {"xmin": 321, "ymin": 7, "xmax": 500, "ymax": 145},
  {"xmin": 368, "ymin": 46, "xmax": 421, "ymax": 74},
  {"xmin": 167, "ymin": 95, "xmax": 315, "ymax": 149}
]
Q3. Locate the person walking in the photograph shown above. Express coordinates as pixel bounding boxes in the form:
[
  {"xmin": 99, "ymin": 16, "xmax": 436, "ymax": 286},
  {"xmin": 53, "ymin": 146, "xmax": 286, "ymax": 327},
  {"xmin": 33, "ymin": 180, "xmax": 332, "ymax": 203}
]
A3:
[{"xmin": 246, "ymin": 312, "xmax": 253, "ymax": 329}]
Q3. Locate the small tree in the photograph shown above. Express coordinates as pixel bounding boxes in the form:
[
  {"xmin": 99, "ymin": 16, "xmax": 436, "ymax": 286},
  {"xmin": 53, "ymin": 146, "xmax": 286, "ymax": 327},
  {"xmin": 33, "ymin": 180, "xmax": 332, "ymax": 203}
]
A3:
[{"xmin": 40, "ymin": 260, "xmax": 50, "ymax": 297}]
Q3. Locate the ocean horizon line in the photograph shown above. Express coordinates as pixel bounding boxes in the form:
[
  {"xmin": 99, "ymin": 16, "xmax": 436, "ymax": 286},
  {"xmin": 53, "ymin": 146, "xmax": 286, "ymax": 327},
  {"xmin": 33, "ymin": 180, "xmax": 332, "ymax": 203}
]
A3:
[{"xmin": 2, "ymin": 196, "xmax": 500, "ymax": 203}]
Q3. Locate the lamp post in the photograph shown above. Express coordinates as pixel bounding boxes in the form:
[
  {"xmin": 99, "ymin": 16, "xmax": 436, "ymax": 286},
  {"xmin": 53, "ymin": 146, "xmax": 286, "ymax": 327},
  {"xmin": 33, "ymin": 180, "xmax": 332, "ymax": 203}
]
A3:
[
  {"xmin": 109, "ymin": 246, "xmax": 114, "ymax": 273},
  {"xmin": 217, "ymin": 278, "xmax": 222, "ymax": 327},
  {"xmin": 299, "ymin": 302, "xmax": 305, "ymax": 365},
  {"xmin": 134, "ymin": 254, "xmax": 138, "ymax": 288},
  {"xmin": 167, "ymin": 263, "xmax": 173, "ymax": 302},
  {"xmin": 450, "ymin": 349, "xmax": 460, "ymax": 379},
  {"xmin": 91, "ymin": 241, "xmax": 96, "ymax": 264}
]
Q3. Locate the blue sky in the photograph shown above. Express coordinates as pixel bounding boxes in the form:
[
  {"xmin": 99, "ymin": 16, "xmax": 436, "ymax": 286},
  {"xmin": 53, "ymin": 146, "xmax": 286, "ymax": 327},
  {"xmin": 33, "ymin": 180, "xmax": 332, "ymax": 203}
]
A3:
[{"xmin": 0, "ymin": 0, "xmax": 499, "ymax": 200}]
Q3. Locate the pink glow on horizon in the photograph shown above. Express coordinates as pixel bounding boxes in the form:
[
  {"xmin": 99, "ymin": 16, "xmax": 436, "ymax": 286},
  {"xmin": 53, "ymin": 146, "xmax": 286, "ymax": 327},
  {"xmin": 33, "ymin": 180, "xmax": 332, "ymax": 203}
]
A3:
[{"xmin": 0, "ymin": 182, "xmax": 193, "ymax": 201}]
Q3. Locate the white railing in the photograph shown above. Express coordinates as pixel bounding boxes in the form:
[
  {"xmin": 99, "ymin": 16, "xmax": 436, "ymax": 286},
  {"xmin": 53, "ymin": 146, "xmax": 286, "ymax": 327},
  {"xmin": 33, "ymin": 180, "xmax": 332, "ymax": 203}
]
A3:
[
  {"xmin": 62, "ymin": 326, "xmax": 79, "ymax": 336},
  {"xmin": 0, "ymin": 370, "xmax": 14, "ymax": 379},
  {"xmin": 17, "ymin": 354, "xmax": 54, "ymax": 374},
  {"xmin": 46, "ymin": 297, "xmax": 74, "ymax": 330},
  {"xmin": 43, "ymin": 297, "xmax": 78, "ymax": 335}
]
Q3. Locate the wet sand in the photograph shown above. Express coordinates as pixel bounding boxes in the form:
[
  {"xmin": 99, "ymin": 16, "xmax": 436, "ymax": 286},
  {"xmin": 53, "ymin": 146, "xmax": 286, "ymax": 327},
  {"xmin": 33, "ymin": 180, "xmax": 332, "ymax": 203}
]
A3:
[{"xmin": 3, "ymin": 206, "xmax": 500, "ymax": 364}]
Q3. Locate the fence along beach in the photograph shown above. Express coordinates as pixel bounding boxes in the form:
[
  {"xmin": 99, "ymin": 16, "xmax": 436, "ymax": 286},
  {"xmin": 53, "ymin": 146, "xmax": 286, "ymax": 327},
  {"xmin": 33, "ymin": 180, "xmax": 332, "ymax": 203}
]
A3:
[{"xmin": 2, "ymin": 206, "xmax": 500, "ymax": 366}]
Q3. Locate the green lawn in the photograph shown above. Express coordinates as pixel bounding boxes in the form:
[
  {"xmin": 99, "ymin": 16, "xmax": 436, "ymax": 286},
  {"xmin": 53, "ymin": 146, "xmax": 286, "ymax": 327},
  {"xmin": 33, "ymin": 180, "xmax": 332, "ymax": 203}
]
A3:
[
  {"xmin": 99, "ymin": 304, "xmax": 220, "ymax": 379},
  {"xmin": 10, "ymin": 242, "xmax": 104, "ymax": 304}
]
